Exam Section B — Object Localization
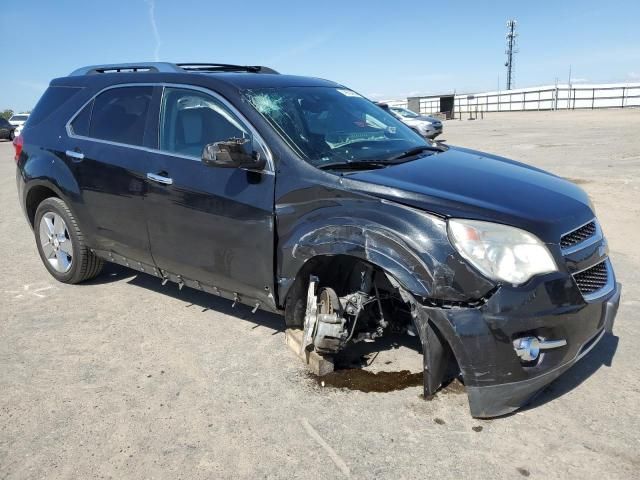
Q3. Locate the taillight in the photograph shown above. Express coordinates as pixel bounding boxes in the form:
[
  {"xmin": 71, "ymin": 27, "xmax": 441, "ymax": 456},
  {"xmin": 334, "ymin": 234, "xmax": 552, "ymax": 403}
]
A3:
[{"xmin": 13, "ymin": 134, "xmax": 23, "ymax": 163}]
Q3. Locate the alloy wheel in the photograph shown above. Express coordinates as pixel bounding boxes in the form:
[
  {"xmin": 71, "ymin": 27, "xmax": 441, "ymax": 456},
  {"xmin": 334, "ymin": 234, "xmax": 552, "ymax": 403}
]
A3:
[{"xmin": 38, "ymin": 212, "xmax": 74, "ymax": 273}]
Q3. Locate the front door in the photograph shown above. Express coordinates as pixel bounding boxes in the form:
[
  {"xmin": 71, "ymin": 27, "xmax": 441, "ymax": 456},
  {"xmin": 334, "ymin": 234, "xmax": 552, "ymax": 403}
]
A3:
[{"xmin": 145, "ymin": 86, "xmax": 276, "ymax": 308}]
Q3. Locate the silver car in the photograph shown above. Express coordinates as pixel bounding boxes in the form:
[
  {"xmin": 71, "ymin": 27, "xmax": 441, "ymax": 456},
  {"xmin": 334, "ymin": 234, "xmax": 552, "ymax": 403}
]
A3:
[{"xmin": 388, "ymin": 106, "xmax": 442, "ymax": 139}]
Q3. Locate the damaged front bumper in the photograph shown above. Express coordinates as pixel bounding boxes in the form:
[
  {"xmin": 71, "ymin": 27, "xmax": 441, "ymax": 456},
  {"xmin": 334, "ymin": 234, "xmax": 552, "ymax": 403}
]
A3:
[{"xmin": 416, "ymin": 275, "xmax": 621, "ymax": 418}]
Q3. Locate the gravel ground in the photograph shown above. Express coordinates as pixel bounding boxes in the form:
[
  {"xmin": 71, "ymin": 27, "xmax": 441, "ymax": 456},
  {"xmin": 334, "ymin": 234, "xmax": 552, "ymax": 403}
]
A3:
[{"xmin": 1, "ymin": 109, "xmax": 639, "ymax": 479}]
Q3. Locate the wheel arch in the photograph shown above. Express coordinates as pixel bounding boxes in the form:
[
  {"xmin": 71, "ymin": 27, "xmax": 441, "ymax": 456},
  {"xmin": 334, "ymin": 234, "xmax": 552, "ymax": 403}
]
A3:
[
  {"xmin": 278, "ymin": 222, "xmax": 437, "ymax": 307},
  {"xmin": 25, "ymin": 183, "xmax": 63, "ymax": 227},
  {"xmin": 20, "ymin": 148, "xmax": 84, "ymax": 229},
  {"xmin": 281, "ymin": 252, "xmax": 465, "ymax": 398}
]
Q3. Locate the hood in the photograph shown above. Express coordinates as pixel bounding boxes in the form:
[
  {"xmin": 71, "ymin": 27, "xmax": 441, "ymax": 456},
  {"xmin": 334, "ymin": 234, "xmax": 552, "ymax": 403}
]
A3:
[
  {"xmin": 343, "ymin": 146, "xmax": 594, "ymax": 243},
  {"xmin": 399, "ymin": 116, "xmax": 438, "ymax": 126},
  {"xmin": 418, "ymin": 115, "xmax": 440, "ymax": 123}
]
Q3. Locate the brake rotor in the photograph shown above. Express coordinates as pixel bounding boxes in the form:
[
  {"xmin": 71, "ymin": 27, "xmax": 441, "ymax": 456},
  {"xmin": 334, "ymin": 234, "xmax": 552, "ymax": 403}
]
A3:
[{"xmin": 318, "ymin": 287, "xmax": 342, "ymax": 316}]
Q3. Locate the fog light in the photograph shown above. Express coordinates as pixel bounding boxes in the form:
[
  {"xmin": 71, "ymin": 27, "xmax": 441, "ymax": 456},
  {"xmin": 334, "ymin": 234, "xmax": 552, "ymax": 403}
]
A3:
[
  {"xmin": 513, "ymin": 336, "xmax": 567, "ymax": 362},
  {"xmin": 513, "ymin": 336, "xmax": 541, "ymax": 362}
]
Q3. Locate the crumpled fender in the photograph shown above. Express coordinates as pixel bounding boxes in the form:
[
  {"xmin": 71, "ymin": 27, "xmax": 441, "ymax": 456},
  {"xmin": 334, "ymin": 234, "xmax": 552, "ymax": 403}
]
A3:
[
  {"xmin": 291, "ymin": 222, "xmax": 434, "ymax": 297},
  {"xmin": 276, "ymin": 197, "xmax": 495, "ymax": 305}
]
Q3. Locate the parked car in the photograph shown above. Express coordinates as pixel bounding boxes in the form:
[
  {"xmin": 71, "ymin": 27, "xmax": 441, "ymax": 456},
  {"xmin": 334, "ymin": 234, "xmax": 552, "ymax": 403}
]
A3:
[
  {"xmin": 16, "ymin": 62, "xmax": 620, "ymax": 418},
  {"xmin": 387, "ymin": 106, "xmax": 443, "ymax": 139},
  {"xmin": 0, "ymin": 117, "xmax": 16, "ymax": 140},
  {"xmin": 8, "ymin": 113, "xmax": 29, "ymax": 127}
]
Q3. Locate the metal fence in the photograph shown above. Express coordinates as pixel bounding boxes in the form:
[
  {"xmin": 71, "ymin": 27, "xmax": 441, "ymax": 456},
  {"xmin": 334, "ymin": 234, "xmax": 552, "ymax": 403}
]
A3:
[{"xmin": 412, "ymin": 83, "xmax": 640, "ymax": 116}]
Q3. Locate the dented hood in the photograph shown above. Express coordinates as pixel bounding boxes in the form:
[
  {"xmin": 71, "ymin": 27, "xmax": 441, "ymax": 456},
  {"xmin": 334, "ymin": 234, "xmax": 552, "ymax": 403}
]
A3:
[{"xmin": 345, "ymin": 146, "xmax": 594, "ymax": 242}]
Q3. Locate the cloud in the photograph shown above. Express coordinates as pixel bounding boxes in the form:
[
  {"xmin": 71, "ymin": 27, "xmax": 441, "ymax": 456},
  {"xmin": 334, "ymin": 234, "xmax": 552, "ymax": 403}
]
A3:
[
  {"xmin": 570, "ymin": 77, "xmax": 589, "ymax": 83},
  {"xmin": 144, "ymin": 0, "xmax": 161, "ymax": 61},
  {"xmin": 628, "ymin": 72, "xmax": 640, "ymax": 80}
]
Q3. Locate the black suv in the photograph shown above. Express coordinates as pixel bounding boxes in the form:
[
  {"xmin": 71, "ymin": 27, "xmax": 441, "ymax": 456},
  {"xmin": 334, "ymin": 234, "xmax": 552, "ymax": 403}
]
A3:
[
  {"xmin": 16, "ymin": 62, "xmax": 620, "ymax": 417},
  {"xmin": 0, "ymin": 117, "xmax": 16, "ymax": 141}
]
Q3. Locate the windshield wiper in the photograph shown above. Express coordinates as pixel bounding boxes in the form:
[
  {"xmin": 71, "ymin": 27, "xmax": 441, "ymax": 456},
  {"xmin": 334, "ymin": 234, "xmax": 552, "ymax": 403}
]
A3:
[
  {"xmin": 316, "ymin": 144, "xmax": 447, "ymax": 171},
  {"xmin": 316, "ymin": 160, "xmax": 391, "ymax": 171},
  {"xmin": 388, "ymin": 145, "xmax": 445, "ymax": 161}
]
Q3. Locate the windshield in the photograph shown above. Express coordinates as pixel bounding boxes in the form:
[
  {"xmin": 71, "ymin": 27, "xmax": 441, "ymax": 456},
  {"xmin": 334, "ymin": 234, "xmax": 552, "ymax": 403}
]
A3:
[
  {"xmin": 245, "ymin": 87, "xmax": 429, "ymax": 167},
  {"xmin": 10, "ymin": 115, "xmax": 29, "ymax": 122},
  {"xmin": 390, "ymin": 107, "xmax": 419, "ymax": 118}
]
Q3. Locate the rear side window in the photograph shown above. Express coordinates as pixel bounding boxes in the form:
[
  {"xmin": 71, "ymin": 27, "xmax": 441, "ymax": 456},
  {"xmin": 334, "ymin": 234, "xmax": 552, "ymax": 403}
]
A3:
[
  {"xmin": 89, "ymin": 86, "xmax": 153, "ymax": 146},
  {"xmin": 70, "ymin": 100, "xmax": 93, "ymax": 137},
  {"xmin": 29, "ymin": 86, "xmax": 81, "ymax": 126}
]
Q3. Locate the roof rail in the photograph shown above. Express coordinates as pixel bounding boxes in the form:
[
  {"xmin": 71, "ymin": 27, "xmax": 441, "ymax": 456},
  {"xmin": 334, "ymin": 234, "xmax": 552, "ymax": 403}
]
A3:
[
  {"xmin": 68, "ymin": 63, "xmax": 182, "ymax": 76},
  {"xmin": 69, "ymin": 62, "xmax": 279, "ymax": 76},
  {"xmin": 176, "ymin": 63, "xmax": 279, "ymax": 74}
]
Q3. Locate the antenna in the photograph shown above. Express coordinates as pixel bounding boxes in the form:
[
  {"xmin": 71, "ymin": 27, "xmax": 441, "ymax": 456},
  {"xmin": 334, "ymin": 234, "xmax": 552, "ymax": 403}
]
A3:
[{"xmin": 504, "ymin": 19, "xmax": 518, "ymax": 90}]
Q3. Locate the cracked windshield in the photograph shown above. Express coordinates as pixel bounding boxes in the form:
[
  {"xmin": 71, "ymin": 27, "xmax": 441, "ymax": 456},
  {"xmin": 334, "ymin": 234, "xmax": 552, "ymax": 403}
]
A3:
[{"xmin": 246, "ymin": 87, "xmax": 431, "ymax": 168}]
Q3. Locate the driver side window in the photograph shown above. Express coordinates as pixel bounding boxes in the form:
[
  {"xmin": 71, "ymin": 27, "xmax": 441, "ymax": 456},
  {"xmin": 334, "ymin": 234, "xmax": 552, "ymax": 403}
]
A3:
[{"xmin": 159, "ymin": 87, "xmax": 249, "ymax": 158}]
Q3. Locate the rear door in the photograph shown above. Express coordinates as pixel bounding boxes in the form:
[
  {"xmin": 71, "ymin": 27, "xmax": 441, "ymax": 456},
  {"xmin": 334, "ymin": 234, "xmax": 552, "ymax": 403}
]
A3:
[
  {"xmin": 144, "ymin": 86, "xmax": 276, "ymax": 309},
  {"xmin": 66, "ymin": 85, "xmax": 156, "ymax": 265}
]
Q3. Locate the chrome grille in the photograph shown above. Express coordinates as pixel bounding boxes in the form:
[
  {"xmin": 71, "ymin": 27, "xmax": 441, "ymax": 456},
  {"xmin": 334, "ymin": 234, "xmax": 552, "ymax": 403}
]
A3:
[
  {"xmin": 561, "ymin": 221, "xmax": 596, "ymax": 249},
  {"xmin": 573, "ymin": 261, "xmax": 608, "ymax": 295}
]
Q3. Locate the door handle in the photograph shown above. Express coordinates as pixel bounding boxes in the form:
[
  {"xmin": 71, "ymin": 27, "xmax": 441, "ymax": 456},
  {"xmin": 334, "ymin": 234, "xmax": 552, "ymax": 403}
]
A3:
[
  {"xmin": 66, "ymin": 150, "xmax": 84, "ymax": 161},
  {"xmin": 146, "ymin": 172, "xmax": 173, "ymax": 185}
]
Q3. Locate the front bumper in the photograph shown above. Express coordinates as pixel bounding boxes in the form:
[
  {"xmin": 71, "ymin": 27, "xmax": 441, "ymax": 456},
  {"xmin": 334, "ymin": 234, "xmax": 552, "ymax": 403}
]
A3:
[
  {"xmin": 467, "ymin": 284, "xmax": 620, "ymax": 417},
  {"xmin": 421, "ymin": 125, "xmax": 442, "ymax": 139},
  {"xmin": 419, "ymin": 274, "xmax": 621, "ymax": 418}
]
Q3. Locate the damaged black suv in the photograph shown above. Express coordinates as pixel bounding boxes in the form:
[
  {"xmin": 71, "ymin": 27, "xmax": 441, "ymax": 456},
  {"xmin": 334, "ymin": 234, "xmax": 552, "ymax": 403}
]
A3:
[{"xmin": 16, "ymin": 62, "xmax": 621, "ymax": 417}]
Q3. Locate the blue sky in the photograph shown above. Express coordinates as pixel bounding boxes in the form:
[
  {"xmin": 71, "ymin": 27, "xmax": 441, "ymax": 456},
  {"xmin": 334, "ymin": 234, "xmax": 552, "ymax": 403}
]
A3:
[{"xmin": 2, "ymin": 0, "xmax": 639, "ymax": 111}]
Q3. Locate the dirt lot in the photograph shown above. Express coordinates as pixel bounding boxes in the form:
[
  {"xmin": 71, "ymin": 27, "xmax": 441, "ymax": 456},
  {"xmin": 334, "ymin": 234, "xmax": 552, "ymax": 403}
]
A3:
[{"xmin": 1, "ymin": 109, "xmax": 639, "ymax": 479}]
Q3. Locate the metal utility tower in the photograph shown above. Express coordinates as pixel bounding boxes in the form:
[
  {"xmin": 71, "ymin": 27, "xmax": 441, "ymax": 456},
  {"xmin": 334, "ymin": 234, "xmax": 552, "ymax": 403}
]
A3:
[{"xmin": 504, "ymin": 19, "xmax": 518, "ymax": 90}]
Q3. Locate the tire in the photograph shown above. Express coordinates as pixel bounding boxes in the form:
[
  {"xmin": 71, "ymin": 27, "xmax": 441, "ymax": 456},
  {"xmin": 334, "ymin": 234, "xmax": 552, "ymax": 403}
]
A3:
[
  {"xmin": 9, "ymin": 130, "xmax": 15, "ymax": 141},
  {"xmin": 34, "ymin": 197, "xmax": 103, "ymax": 284}
]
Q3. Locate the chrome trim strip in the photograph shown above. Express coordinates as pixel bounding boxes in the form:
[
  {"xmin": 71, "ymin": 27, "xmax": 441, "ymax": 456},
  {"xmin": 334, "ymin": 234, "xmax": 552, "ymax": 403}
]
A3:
[
  {"xmin": 561, "ymin": 218, "xmax": 602, "ymax": 254},
  {"xmin": 575, "ymin": 328, "xmax": 605, "ymax": 362},
  {"xmin": 146, "ymin": 172, "xmax": 173, "ymax": 185},
  {"xmin": 539, "ymin": 338, "xmax": 567, "ymax": 350},
  {"xmin": 65, "ymin": 150, "xmax": 84, "ymax": 160},
  {"xmin": 64, "ymin": 82, "xmax": 275, "ymax": 174}
]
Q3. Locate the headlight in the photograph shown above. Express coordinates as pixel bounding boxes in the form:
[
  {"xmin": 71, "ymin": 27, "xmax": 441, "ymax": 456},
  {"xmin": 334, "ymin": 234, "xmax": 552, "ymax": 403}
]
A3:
[{"xmin": 448, "ymin": 219, "xmax": 557, "ymax": 285}]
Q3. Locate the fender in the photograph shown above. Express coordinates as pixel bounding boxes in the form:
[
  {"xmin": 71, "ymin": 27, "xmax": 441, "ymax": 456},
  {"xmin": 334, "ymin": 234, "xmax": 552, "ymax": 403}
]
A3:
[
  {"xmin": 276, "ymin": 197, "xmax": 495, "ymax": 305},
  {"xmin": 19, "ymin": 148, "xmax": 86, "ymax": 228},
  {"xmin": 276, "ymin": 197, "xmax": 495, "ymax": 401}
]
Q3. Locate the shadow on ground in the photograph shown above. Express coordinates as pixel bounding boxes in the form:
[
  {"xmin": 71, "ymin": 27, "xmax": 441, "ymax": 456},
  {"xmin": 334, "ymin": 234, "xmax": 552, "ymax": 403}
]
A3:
[
  {"xmin": 81, "ymin": 263, "xmax": 619, "ymax": 411},
  {"xmin": 82, "ymin": 262, "xmax": 285, "ymax": 334},
  {"xmin": 523, "ymin": 333, "xmax": 619, "ymax": 411}
]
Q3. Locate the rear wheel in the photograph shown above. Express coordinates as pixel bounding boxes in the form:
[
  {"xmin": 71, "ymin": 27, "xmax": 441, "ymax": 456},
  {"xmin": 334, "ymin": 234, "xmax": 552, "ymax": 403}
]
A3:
[
  {"xmin": 34, "ymin": 197, "xmax": 103, "ymax": 283},
  {"xmin": 9, "ymin": 130, "xmax": 15, "ymax": 141}
]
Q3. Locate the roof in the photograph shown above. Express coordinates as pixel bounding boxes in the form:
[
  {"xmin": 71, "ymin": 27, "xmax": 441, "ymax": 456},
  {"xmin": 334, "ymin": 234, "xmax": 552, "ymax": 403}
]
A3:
[
  {"xmin": 57, "ymin": 62, "xmax": 341, "ymax": 91},
  {"xmin": 202, "ymin": 72, "xmax": 341, "ymax": 89}
]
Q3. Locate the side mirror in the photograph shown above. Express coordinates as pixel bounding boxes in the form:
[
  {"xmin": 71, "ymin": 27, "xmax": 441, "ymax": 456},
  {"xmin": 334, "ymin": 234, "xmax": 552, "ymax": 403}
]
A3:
[{"xmin": 201, "ymin": 138, "xmax": 266, "ymax": 171}]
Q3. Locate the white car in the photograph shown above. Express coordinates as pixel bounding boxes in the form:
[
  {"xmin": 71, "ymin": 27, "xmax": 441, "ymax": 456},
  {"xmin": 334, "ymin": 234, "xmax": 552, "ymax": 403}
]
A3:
[
  {"xmin": 8, "ymin": 113, "xmax": 29, "ymax": 128},
  {"xmin": 14, "ymin": 123, "xmax": 26, "ymax": 137},
  {"xmin": 388, "ymin": 106, "xmax": 442, "ymax": 139}
]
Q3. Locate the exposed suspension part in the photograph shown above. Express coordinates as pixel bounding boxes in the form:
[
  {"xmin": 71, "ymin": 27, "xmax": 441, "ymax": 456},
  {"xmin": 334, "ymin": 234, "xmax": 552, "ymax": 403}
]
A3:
[{"xmin": 302, "ymin": 261, "xmax": 399, "ymax": 355}]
